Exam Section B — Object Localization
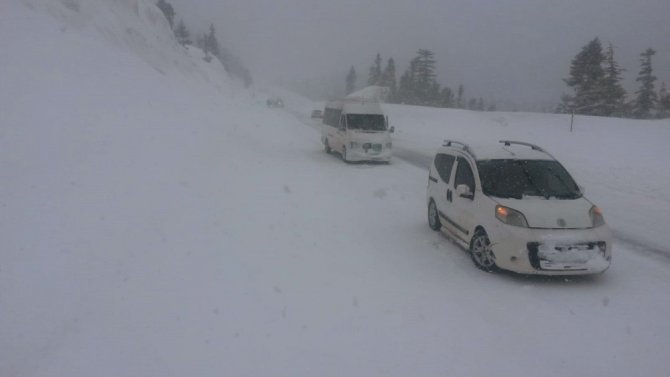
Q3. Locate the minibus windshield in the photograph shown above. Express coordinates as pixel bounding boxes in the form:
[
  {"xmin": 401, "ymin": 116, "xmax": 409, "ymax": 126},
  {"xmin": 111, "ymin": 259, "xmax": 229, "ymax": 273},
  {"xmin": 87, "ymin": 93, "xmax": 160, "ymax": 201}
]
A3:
[{"xmin": 346, "ymin": 114, "xmax": 386, "ymax": 131}]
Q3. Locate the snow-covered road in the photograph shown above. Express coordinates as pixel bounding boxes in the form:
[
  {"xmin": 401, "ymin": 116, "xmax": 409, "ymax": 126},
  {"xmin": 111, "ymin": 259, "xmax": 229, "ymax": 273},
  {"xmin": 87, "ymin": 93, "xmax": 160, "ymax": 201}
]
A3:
[
  {"xmin": 291, "ymin": 102, "xmax": 670, "ymax": 259},
  {"xmin": 3, "ymin": 2, "xmax": 670, "ymax": 376},
  {"xmin": 276, "ymin": 102, "xmax": 670, "ymax": 377}
]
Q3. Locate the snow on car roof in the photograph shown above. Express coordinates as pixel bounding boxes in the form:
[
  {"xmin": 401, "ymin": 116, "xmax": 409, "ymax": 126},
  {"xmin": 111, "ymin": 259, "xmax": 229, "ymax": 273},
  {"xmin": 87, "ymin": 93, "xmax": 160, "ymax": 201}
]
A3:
[
  {"xmin": 439, "ymin": 141, "xmax": 555, "ymax": 161},
  {"xmin": 342, "ymin": 102, "xmax": 384, "ymax": 115}
]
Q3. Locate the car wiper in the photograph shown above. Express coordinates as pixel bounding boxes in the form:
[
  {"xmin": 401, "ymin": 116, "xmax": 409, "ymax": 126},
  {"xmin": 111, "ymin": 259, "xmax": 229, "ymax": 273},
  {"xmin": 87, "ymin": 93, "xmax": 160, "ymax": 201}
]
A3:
[
  {"xmin": 523, "ymin": 169, "xmax": 550, "ymax": 199},
  {"xmin": 551, "ymin": 173, "xmax": 581, "ymax": 198}
]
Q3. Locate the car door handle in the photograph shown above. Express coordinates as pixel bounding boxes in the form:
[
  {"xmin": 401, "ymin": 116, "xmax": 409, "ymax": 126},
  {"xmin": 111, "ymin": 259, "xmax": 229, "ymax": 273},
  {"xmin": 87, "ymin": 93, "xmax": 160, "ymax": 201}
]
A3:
[
  {"xmin": 447, "ymin": 189, "xmax": 452, "ymax": 202},
  {"xmin": 429, "ymin": 176, "xmax": 438, "ymax": 183}
]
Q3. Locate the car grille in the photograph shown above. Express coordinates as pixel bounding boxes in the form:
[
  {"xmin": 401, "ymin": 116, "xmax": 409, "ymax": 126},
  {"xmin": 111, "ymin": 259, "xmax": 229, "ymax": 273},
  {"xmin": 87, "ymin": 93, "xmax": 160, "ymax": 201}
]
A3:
[{"xmin": 528, "ymin": 241, "xmax": 606, "ymax": 271}]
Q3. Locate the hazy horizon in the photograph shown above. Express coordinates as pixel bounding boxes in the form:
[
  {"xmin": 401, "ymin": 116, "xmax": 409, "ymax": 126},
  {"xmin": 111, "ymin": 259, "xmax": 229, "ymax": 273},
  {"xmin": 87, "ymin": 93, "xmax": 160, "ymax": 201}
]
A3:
[{"xmin": 168, "ymin": 0, "xmax": 670, "ymax": 110}]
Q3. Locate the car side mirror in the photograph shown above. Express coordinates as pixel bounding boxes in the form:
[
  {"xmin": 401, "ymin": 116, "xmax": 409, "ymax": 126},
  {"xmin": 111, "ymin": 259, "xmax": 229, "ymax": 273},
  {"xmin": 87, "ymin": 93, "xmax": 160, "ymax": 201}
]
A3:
[
  {"xmin": 456, "ymin": 184, "xmax": 474, "ymax": 200},
  {"xmin": 389, "ymin": 126, "xmax": 395, "ymax": 133},
  {"xmin": 578, "ymin": 185, "xmax": 585, "ymax": 195}
]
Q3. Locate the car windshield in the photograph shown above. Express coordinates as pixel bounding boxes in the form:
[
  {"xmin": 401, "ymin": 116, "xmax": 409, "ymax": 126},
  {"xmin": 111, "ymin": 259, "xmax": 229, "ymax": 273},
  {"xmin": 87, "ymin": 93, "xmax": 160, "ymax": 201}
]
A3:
[
  {"xmin": 477, "ymin": 159, "xmax": 581, "ymax": 199},
  {"xmin": 346, "ymin": 114, "xmax": 386, "ymax": 131}
]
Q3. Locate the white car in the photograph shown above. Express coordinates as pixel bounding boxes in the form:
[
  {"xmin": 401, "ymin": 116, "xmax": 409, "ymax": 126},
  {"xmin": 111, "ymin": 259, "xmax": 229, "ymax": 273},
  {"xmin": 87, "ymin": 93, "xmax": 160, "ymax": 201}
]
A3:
[{"xmin": 426, "ymin": 140, "xmax": 612, "ymax": 275}]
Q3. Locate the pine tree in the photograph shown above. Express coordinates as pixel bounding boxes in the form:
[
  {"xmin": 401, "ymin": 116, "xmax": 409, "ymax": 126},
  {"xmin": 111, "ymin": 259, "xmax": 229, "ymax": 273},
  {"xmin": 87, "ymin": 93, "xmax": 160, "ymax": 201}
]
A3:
[
  {"xmin": 174, "ymin": 19, "xmax": 191, "ymax": 45},
  {"xmin": 397, "ymin": 58, "xmax": 419, "ymax": 105},
  {"xmin": 561, "ymin": 37, "xmax": 607, "ymax": 115},
  {"xmin": 439, "ymin": 87, "xmax": 454, "ymax": 108},
  {"xmin": 367, "ymin": 53, "xmax": 383, "ymax": 86},
  {"xmin": 601, "ymin": 43, "xmax": 626, "ymax": 116},
  {"xmin": 477, "ymin": 97, "xmax": 485, "ymax": 111},
  {"xmin": 414, "ymin": 49, "xmax": 438, "ymax": 104},
  {"xmin": 346, "ymin": 66, "xmax": 357, "ymax": 95},
  {"xmin": 658, "ymin": 82, "xmax": 670, "ymax": 118},
  {"xmin": 381, "ymin": 58, "xmax": 397, "ymax": 101},
  {"xmin": 632, "ymin": 48, "xmax": 658, "ymax": 119},
  {"xmin": 156, "ymin": 0, "xmax": 175, "ymax": 30},
  {"xmin": 204, "ymin": 24, "xmax": 220, "ymax": 58},
  {"xmin": 456, "ymin": 84, "xmax": 465, "ymax": 108}
]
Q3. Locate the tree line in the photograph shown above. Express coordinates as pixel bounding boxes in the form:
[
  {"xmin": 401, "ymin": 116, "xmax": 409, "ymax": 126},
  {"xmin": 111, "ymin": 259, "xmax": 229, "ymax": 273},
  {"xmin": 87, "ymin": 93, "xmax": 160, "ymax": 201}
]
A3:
[
  {"xmin": 558, "ymin": 37, "xmax": 669, "ymax": 119},
  {"xmin": 156, "ymin": 0, "xmax": 253, "ymax": 88},
  {"xmin": 346, "ymin": 50, "xmax": 494, "ymax": 111},
  {"xmin": 346, "ymin": 40, "xmax": 669, "ymax": 119}
]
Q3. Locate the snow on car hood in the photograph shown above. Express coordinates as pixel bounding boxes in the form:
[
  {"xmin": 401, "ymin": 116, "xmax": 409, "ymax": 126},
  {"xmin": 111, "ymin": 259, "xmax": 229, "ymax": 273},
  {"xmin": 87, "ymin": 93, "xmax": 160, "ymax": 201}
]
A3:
[{"xmin": 495, "ymin": 196, "xmax": 594, "ymax": 229}]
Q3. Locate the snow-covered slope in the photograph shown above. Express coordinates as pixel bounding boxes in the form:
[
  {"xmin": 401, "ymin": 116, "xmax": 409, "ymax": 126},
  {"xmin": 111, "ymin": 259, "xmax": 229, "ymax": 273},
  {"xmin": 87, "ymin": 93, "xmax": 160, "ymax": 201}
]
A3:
[{"xmin": 2, "ymin": 1, "xmax": 670, "ymax": 377}]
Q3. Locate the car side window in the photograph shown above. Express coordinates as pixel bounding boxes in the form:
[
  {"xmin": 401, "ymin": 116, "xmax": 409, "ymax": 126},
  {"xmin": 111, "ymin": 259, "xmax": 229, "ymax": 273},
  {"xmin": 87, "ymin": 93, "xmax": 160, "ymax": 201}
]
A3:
[
  {"xmin": 455, "ymin": 157, "xmax": 475, "ymax": 191},
  {"xmin": 434, "ymin": 153, "xmax": 455, "ymax": 183}
]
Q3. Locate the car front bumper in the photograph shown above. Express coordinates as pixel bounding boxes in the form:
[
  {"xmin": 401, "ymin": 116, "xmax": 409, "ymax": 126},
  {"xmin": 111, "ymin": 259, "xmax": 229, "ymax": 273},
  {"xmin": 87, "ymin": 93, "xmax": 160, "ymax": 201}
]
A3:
[
  {"xmin": 488, "ymin": 224, "xmax": 612, "ymax": 275},
  {"xmin": 347, "ymin": 146, "xmax": 392, "ymax": 162}
]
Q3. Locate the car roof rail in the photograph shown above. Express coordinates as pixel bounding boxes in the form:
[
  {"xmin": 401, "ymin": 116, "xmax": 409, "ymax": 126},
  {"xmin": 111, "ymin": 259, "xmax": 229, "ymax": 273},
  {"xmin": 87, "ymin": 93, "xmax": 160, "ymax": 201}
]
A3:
[
  {"xmin": 443, "ymin": 140, "xmax": 476, "ymax": 159},
  {"xmin": 499, "ymin": 140, "xmax": 555, "ymax": 159}
]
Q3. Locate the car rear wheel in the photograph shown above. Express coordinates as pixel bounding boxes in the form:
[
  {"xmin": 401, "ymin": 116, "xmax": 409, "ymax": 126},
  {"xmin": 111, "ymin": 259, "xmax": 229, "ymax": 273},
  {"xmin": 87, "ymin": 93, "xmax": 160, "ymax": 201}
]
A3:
[
  {"xmin": 470, "ymin": 229, "xmax": 498, "ymax": 272},
  {"xmin": 428, "ymin": 200, "xmax": 441, "ymax": 231},
  {"xmin": 341, "ymin": 146, "xmax": 348, "ymax": 162},
  {"xmin": 324, "ymin": 139, "xmax": 331, "ymax": 153}
]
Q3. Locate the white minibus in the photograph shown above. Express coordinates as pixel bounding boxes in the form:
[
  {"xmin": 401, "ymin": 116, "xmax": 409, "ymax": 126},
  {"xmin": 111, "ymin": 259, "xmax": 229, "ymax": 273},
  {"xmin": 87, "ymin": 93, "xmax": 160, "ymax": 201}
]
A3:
[{"xmin": 321, "ymin": 99, "xmax": 393, "ymax": 163}]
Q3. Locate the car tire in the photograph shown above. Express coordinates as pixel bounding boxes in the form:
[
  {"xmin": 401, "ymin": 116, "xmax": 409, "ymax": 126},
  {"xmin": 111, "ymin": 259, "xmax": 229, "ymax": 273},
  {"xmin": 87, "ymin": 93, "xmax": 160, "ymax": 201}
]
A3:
[
  {"xmin": 341, "ymin": 146, "xmax": 348, "ymax": 162},
  {"xmin": 428, "ymin": 199, "xmax": 441, "ymax": 231},
  {"xmin": 324, "ymin": 139, "xmax": 331, "ymax": 154},
  {"xmin": 470, "ymin": 229, "xmax": 498, "ymax": 272}
]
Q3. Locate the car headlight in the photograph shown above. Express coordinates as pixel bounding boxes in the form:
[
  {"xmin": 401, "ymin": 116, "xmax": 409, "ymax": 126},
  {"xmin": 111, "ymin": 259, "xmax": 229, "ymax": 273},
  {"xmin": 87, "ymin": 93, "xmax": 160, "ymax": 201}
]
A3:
[
  {"xmin": 495, "ymin": 205, "xmax": 528, "ymax": 227},
  {"xmin": 589, "ymin": 205, "xmax": 606, "ymax": 227}
]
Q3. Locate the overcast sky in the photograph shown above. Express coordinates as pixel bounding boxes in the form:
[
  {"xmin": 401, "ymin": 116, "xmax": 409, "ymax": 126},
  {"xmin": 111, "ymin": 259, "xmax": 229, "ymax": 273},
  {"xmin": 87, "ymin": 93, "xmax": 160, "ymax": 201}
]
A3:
[{"xmin": 169, "ymin": 0, "xmax": 670, "ymax": 109}]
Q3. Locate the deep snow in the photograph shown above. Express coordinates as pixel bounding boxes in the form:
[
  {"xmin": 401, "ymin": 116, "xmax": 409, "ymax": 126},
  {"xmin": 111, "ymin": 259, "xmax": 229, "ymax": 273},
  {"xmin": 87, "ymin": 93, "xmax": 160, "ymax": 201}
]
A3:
[{"xmin": 2, "ymin": 1, "xmax": 670, "ymax": 377}]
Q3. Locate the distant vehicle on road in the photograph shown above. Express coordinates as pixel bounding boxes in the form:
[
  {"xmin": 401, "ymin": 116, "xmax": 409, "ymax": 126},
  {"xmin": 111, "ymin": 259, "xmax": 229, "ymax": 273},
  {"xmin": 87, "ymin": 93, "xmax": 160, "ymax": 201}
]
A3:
[
  {"xmin": 266, "ymin": 97, "xmax": 284, "ymax": 108},
  {"xmin": 321, "ymin": 98, "xmax": 394, "ymax": 163},
  {"xmin": 311, "ymin": 109, "xmax": 323, "ymax": 119}
]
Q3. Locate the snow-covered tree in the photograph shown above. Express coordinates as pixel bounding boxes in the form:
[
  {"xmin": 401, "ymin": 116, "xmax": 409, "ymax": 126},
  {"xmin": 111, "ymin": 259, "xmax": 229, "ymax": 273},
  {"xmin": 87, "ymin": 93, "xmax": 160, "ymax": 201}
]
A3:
[
  {"xmin": 414, "ymin": 49, "xmax": 438, "ymax": 104},
  {"xmin": 477, "ymin": 97, "xmax": 485, "ymax": 111},
  {"xmin": 156, "ymin": 0, "xmax": 175, "ymax": 30},
  {"xmin": 397, "ymin": 58, "xmax": 418, "ymax": 104},
  {"xmin": 658, "ymin": 82, "xmax": 670, "ymax": 119},
  {"xmin": 456, "ymin": 84, "xmax": 465, "ymax": 108},
  {"xmin": 367, "ymin": 53, "xmax": 382, "ymax": 86},
  {"xmin": 561, "ymin": 37, "xmax": 607, "ymax": 115},
  {"xmin": 204, "ymin": 24, "xmax": 220, "ymax": 59},
  {"xmin": 601, "ymin": 43, "xmax": 626, "ymax": 116},
  {"xmin": 174, "ymin": 19, "xmax": 191, "ymax": 46},
  {"xmin": 380, "ymin": 58, "xmax": 397, "ymax": 101},
  {"xmin": 439, "ymin": 86, "xmax": 454, "ymax": 108},
  {"xmin": 632, "ymin": 48, "xmax": 658, "ymax": 119}
]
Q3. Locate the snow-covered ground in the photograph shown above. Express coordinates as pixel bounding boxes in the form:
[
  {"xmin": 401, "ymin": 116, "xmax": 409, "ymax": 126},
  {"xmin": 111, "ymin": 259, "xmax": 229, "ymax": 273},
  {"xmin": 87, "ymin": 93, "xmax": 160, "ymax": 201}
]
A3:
[{"xmin": 2, "ymin": 1, "xmax": 670, "ymax": 377}]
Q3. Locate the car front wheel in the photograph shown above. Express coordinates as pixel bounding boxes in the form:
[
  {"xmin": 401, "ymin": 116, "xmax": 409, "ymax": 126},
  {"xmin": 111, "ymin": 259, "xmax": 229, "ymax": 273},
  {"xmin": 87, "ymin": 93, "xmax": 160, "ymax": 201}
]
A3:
[
  {"xmin": 428, "ymin": 200, "xmax": 441, "ymax": 231},
  {"xmin": 341, "ymin": 146, "xmax": 348, "ymax": 162},
  {"xmin": 324, "ymin": 139, "xmax": 331, "ymax": 153},
  {"xmin": 470, "ymin": 229, "xmax": 498, "ymax": 272}
]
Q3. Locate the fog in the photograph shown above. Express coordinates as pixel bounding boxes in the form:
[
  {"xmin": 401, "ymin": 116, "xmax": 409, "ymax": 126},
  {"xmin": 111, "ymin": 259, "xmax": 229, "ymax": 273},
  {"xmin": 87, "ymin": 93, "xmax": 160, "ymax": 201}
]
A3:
[{"xmin": 169, "ymin": 0, "xmax": 670, "ymax": 110}]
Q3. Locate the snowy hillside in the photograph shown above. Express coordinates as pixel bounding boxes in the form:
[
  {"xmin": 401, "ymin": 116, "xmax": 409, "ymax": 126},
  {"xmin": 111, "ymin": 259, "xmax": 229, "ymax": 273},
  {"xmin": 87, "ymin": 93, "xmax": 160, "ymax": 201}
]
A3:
[{"xmin": 2, "ymin": 1, "xmax": 670, "ymax": 377}]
